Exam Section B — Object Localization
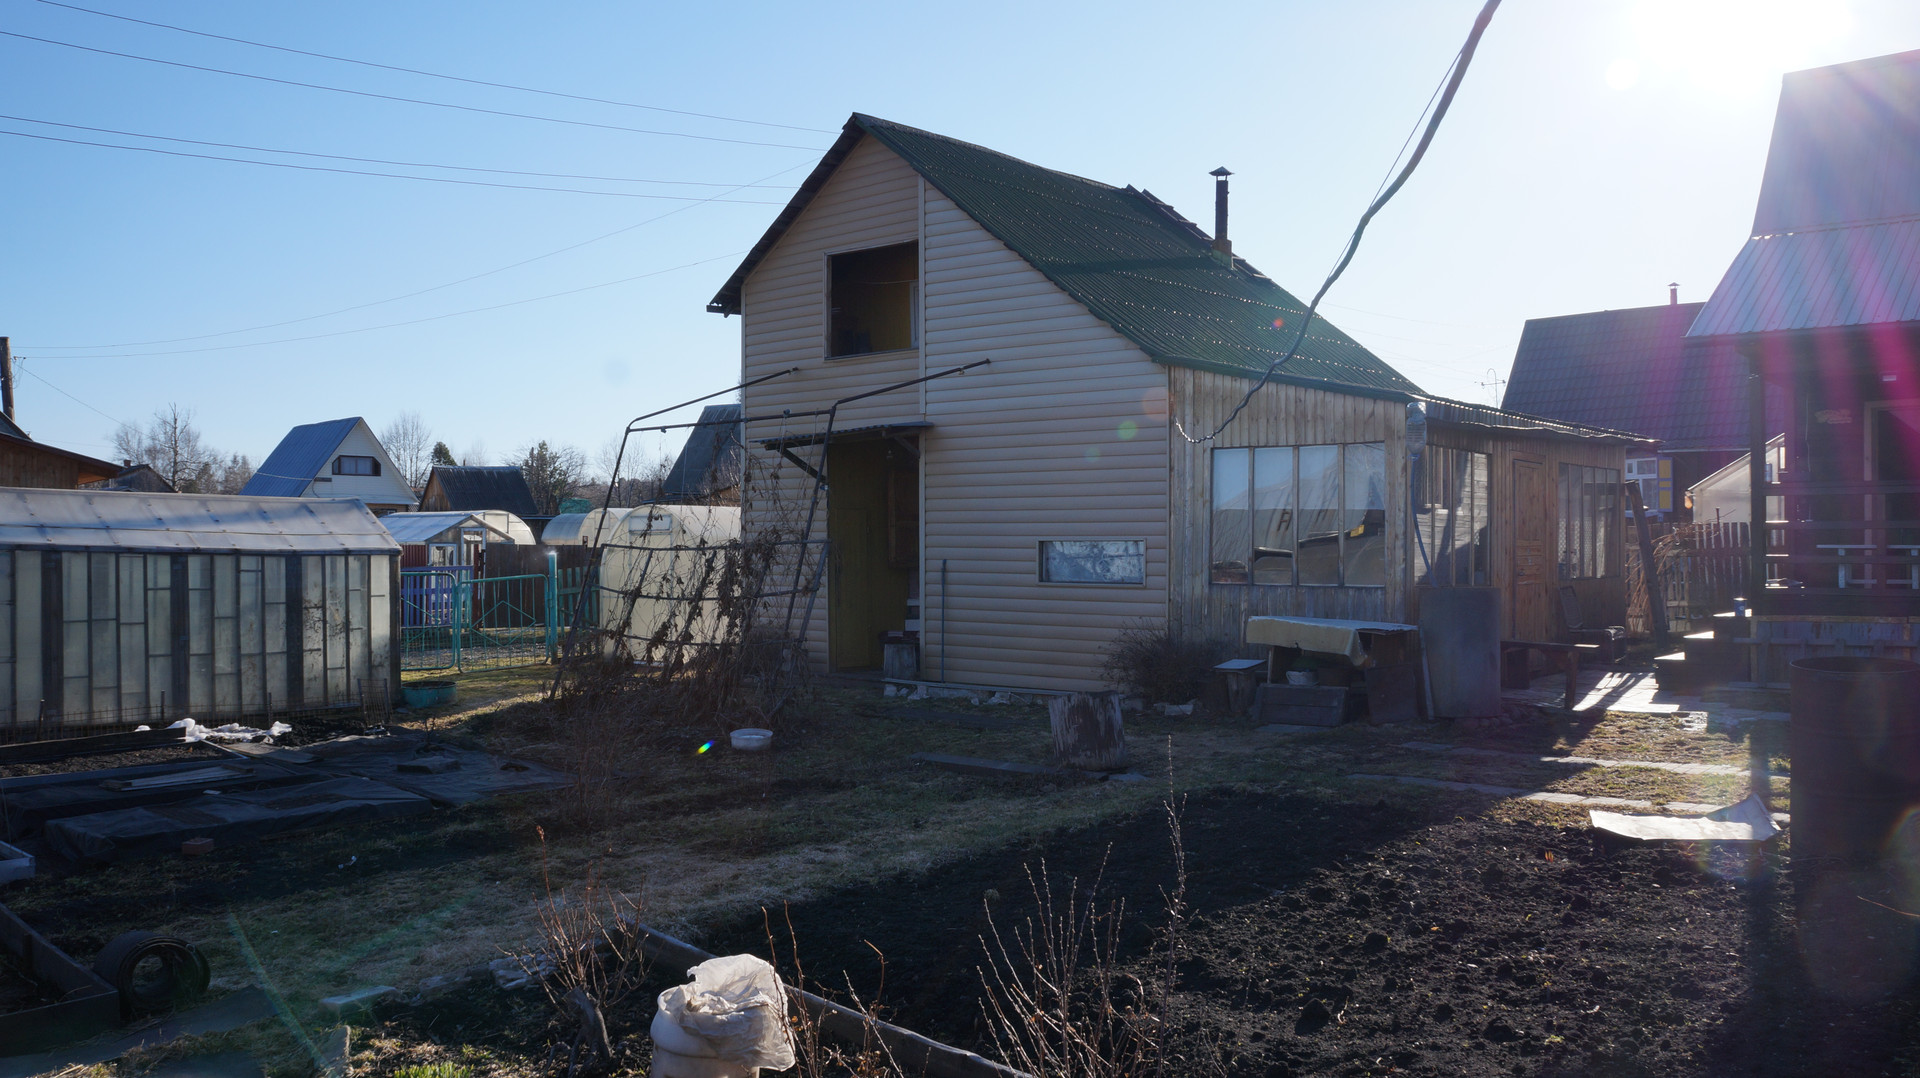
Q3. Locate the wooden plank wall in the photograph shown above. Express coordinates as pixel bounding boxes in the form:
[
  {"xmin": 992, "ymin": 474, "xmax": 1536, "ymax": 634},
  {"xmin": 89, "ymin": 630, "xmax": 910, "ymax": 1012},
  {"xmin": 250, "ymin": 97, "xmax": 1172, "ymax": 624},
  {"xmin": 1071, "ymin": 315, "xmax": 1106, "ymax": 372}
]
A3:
[
  {"xmin": 0, "ymin": 549, "xmax": 398, "ymax": 729},
  {"xmin": 1167, "ymin": 367, "xmax": 1408, "ymax": 651}
]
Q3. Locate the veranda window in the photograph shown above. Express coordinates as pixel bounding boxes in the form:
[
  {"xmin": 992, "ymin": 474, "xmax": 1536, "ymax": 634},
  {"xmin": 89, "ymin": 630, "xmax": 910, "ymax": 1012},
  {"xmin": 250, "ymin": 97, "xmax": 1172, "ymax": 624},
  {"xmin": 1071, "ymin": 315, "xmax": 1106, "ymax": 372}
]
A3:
[
  {"xmin": 1210, "ymin": 443, "xmax": 1386, "ymax": 587},
  {"xmin": 1415, "ymin": 447, "xmax": 1491, "ymax": 586},
  {"xmin": 1557, "ymin": 464, "xmax": 1621, "ymax": 579}
]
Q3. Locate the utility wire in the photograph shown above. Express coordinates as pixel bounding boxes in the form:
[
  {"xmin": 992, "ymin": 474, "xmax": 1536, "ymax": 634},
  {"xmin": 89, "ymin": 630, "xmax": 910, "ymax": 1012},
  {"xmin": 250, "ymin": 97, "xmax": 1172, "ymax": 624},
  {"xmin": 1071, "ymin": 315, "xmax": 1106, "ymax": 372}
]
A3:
[
  {"xmin": 19, "ymin": 250, "xmax": 748, "ymax": 360},
  {"xmin": 1176, "ymin": 0, "xmax": 1502, "ymax": 445},
  {"xmin": 0, "ymin": 29, "xmax": 828, "ymax": 151},
  {"xmin": 33, "ymin": 0, "xmax": 836, "ymax": 135},
  {"xmin": 0, "ymin": 112, "xmax": 801, "ymax": 187},
  {"xmin": 14, "ymin": 361, "xmax": 136, "ymax": 427},
  {"xmin": 31, "ymin": 159, "xmax": 811, "ymax": 349},
  {"xmin": 0, "ymin": 126, "xmax": 792, "ymax": 200}
]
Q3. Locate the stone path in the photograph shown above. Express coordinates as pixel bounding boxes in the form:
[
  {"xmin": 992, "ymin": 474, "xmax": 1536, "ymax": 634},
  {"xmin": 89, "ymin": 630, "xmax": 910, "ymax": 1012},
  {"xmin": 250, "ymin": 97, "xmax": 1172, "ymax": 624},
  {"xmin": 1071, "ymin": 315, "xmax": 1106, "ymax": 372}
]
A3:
[
  {"xmin": 1503, "ymin": 668, "xmax": 1789, "ymax": 726},
  {"xmin": 1348, "ymin": 773, "xmax": 1789, "ymax": 821},
  {"xmin": 1399, "ymin": 740, "xmax": 1749, "ymax": 777}
]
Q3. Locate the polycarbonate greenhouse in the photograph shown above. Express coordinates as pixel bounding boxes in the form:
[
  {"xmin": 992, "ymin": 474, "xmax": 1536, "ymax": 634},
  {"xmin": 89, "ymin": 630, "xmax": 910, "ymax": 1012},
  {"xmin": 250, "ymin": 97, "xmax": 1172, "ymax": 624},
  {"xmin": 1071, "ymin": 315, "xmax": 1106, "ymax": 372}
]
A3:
[{"xmin": 0, "ymin": 488, "xmax": 401, "ymax": 732}]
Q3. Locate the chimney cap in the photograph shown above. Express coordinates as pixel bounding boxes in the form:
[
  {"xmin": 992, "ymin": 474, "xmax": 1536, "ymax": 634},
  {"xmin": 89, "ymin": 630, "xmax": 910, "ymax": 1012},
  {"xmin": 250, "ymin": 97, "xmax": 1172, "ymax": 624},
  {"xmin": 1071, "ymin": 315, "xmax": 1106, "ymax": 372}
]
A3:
[{"xmin": 1210, "ymin": 167, "xmax": 1233, "ymax": 178}]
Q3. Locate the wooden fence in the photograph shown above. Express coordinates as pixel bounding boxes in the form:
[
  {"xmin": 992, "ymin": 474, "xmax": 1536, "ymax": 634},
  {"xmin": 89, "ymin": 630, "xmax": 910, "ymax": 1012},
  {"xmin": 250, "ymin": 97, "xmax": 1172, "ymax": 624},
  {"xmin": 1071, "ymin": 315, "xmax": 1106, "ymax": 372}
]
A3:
[{"xmin": 1626, "ymin": 521, "xmax": 1750, "ymax": 633}]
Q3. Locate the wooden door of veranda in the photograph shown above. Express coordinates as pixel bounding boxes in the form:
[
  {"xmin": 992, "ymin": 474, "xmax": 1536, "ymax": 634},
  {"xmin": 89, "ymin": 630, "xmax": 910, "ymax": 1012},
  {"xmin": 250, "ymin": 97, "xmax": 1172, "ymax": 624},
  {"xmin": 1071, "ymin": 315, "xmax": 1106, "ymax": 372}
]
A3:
[{"xmin": 1511, "ymin": 458, "xmax": 1553, "ymax": 641}]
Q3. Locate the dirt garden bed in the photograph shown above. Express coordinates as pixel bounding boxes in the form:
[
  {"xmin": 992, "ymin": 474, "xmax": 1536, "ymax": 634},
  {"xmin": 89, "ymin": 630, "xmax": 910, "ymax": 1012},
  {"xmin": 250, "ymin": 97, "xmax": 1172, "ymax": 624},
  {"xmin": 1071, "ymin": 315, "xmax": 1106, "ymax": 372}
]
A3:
[{"xmin": 7, "ymin": 669, "xmax": 1918, "ymax": 1077}]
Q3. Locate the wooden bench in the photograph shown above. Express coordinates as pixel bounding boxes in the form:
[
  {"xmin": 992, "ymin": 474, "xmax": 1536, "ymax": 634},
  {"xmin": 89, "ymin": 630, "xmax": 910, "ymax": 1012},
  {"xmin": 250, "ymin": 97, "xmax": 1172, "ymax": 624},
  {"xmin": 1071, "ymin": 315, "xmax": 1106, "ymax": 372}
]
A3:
[{"xmin": 1500, "ymin": 640, "xmax": 1602, "ymax": 709}]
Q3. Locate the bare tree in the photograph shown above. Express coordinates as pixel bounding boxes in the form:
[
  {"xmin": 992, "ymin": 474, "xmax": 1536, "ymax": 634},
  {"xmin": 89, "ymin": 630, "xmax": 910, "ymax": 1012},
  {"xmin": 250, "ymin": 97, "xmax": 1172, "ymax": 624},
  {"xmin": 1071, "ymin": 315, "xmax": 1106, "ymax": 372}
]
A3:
[
  {"xmin": 520, "ymin": 440, "xmax": 588, "ymax": 514},
  {"xmin": 380, "ymin": 411, "xmax": 433, "ymax": 490},
  {"xmin": 112, "ymin": 404, "xmax": 212, "ymax": 491},
  {"xmin": 460, "ymin": 440, "xmax": 488, "ymax": 467},
  {"xmin": 590, "ymin": 437, "xmax": 673, "ymax": 507}
]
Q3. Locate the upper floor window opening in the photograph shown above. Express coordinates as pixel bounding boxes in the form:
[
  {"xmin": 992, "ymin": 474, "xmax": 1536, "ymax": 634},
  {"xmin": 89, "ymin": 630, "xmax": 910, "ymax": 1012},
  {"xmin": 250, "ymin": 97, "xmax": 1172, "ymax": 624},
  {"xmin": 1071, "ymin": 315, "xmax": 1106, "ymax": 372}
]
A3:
[
  {"xmin": 828, "ymin": 242, "xmax": 919, "ymax": 357},
  {"xmin": 333, "ymin": 455, "xmax": 380, "ymax": 477}
]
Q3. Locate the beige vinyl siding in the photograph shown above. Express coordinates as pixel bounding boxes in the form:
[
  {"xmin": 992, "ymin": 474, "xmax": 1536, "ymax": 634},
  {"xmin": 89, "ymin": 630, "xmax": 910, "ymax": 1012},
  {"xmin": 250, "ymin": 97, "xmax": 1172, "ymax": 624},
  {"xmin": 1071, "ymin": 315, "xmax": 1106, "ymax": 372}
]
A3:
[
  {"xmin": 736, "ymin": 136, "xmax": 1170, "ymax": 690},
  {"xmin": 740, "ymin": 135, "xmax": 924, "ymax": 431},
  {"xmin": 1167, "ymin": 367, "xmax": 1411, "ymax": 647},
  {"xmin": 307, "ymin": 422, "xmax": 417, "ymax": 510},
  {"xmin": 912, "ymin": 184, "xmax": 1168, "ymax": 691},
  {"xmin": 738, "ymin": 135, "xmax": 925, "ymax": 667}
]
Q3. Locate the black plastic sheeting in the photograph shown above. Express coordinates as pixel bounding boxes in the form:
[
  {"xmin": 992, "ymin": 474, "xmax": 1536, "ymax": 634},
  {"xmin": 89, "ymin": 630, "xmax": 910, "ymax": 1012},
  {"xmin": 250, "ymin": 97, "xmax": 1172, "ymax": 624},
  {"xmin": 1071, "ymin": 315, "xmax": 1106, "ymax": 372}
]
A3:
[
  {"xmin": 44, "ymin": 777, "xmax": 432, "ymax": 863},
  {"xmin": 299, "ymin": 738, "xmax": 571, "ymax": 806},
  {"xmin": 1, "ymin": 761, "xmax": 322, "ymax": 841}
]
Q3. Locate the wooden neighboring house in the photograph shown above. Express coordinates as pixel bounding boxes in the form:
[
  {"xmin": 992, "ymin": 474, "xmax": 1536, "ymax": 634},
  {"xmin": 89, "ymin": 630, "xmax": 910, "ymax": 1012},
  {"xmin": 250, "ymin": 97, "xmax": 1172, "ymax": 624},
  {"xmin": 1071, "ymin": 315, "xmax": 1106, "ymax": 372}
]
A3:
[
  {"xmin": 420, "ymin": 465, "xmax": 539, "ymax": 518},
  {"xmin": 1687, "ymin": 48, "xmax": 1920, "ymax": 673},
  {"xmin": 661, "ymin": 404, "xmax": 743, "ymax": 504},
  {"xmin": 710, "ymin": 114, "xmax": 1644, "ymax": 690},
  {"xmin": 0, "ymin": 410, "xmax": 119, "ymax": 489},
  {"xmin": 1502, "ymin": 301, "xmax": 1786, "ymax": 520},
  {"xmin": 86, "ymin": 463, "xmax": 176, "ymax": 494},
  {"xmin": 241, "ymin": 417, "xmax": 417, "ymax": 515}
]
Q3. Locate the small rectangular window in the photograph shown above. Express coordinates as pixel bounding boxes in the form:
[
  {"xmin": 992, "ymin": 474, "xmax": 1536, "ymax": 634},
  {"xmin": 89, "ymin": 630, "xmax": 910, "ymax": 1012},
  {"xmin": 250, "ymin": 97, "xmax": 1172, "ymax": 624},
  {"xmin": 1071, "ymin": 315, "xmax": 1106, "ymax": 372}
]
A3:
[
  {"xmin": 1039, "ymin": 540, "xmax": 1145, "ymax": 585},
  {"xmin": 828, "ymin": 242, "xmax": 919, "ymax": 357},
  {"xmin": 333, "ymin": 455, "xmax": 379, "ymax": 476}
]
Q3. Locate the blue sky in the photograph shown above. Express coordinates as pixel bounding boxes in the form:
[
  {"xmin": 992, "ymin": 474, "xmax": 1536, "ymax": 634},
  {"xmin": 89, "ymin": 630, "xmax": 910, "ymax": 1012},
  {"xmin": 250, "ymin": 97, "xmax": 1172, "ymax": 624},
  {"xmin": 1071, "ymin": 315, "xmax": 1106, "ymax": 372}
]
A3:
[{"xmin": 4, "ymin": 0, "xmax": 1916, "ymax": 472}]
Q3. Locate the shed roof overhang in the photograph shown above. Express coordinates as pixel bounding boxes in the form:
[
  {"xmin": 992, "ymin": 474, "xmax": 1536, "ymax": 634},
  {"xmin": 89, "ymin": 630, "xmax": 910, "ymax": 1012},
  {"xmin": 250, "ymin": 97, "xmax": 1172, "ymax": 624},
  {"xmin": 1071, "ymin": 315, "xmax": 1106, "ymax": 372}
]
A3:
[
  {"xmin": 1416, "ymin": 395, "xmax": 1658, "ymax": 448},
  {"xmin": 755, "ymin": 421, "xmax": 933, "ymax": 451}
]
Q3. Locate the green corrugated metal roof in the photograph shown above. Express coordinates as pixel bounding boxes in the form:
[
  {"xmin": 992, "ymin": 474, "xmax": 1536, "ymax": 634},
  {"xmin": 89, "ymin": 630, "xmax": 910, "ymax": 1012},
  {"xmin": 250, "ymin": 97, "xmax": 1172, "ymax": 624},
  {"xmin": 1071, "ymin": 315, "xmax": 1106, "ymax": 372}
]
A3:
[{"xmin": 709, "ymin": 114, "xmax": 1421, "ymax": 396}]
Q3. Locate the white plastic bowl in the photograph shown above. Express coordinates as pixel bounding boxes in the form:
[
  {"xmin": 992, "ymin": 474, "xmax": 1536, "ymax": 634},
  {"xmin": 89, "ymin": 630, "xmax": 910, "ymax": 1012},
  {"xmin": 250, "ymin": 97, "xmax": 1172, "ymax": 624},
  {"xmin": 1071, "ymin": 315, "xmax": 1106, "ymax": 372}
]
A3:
[{"xmin": 730, "ymin": 728, "xmax": 773, "ymax": 751}]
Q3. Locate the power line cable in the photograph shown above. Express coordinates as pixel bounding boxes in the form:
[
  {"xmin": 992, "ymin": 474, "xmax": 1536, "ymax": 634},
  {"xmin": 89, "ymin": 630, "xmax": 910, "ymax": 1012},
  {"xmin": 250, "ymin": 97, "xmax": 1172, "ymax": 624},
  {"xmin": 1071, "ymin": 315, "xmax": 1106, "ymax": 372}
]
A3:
[
  {"xmin": 0, "ymin": 126, "xmax": 792, "ymax": 200},
  {"xmin": 32, "ymin": 0, "xmax": 836, "ymax": 135},
  {"xmin": 0, "ymin": 29, "xmax": 828, "ymax": 151},
  {"xmin": 18, "ymin": 250, "xmax": 749, "ymax": 360},
  {"xmin": 1176, "ymin": 0, "xmax": 1502, "ymax": 445},
  {"xmin": 31, "ymin": 159, "xmax": 811, "ymax": 349},
  {"xmin": 14, "ymin": 361, "xmax": 136, "ymax": 427},
  {"xmin": 0, "ymin": 112, "xmax": 802, "ymax": 187}
]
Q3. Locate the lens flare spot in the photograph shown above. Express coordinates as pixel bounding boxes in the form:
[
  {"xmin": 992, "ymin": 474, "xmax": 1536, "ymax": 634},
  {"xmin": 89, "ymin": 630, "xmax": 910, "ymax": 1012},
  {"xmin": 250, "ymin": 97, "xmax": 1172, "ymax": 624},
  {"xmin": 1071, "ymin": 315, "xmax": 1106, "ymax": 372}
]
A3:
[
  {"xmin": 1272, "ymin": 317, "xmax": 1286, "ymax": 330},
  {"xmin": 1084, "ymin": 446, "xmax": 1101, "ymax": 461},
  {"xmin": 1117, "ymin": 419, "xmax": 1139, "ymax": 441},
  {"xmin": 697, "ymin": 741, "xmax": 713, "ymax": 754}
]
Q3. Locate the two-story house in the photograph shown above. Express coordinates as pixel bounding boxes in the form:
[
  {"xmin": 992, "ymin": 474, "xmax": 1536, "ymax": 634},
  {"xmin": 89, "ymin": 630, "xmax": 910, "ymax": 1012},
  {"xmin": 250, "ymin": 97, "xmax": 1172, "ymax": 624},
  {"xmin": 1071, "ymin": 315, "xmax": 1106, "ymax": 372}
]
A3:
[{"xmin": 710, "ymin": 115, "xmax": 1641, "ymax": 691}]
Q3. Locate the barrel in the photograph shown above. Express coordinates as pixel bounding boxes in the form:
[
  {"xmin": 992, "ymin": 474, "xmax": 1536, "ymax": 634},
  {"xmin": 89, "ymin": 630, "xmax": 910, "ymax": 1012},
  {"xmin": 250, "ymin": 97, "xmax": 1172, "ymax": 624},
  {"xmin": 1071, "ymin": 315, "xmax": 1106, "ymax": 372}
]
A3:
[{"xmin": 1789, "ymin": 656, "xmax": 1920, "ymax": 867}]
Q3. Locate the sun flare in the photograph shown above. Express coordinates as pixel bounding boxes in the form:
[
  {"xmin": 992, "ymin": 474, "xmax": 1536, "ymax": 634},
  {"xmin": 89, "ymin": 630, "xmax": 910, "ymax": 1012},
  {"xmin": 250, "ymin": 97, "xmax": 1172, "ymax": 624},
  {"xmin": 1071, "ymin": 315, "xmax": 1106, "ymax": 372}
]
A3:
[{"xmin": 1612, "ymin": 0, "xmax": 1854, "ymax": 95}]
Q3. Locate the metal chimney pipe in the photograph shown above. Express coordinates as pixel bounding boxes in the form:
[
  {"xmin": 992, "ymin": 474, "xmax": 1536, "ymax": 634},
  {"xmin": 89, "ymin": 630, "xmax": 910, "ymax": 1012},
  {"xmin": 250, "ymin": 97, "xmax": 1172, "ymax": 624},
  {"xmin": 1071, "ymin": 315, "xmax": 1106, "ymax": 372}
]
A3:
[
  {"xmin": 1668, "ymin": 282, "xmax": 1679, "ymax": 306},
  {"xmin": 1210, "ymin": 167, "xmax": 1233, "ymax": 256}
]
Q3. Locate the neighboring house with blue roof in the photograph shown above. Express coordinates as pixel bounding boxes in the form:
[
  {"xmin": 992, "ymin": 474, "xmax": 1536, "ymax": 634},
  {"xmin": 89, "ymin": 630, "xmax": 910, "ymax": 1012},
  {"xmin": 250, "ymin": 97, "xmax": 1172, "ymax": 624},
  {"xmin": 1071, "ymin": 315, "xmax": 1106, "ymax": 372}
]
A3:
[
  {"xmin": 242, "ymin": 417, "xmax": 417, "ymax": 514},
  {"xmin": 1688, "ymin": 48, "xmax": 1920, "ymax": 647},
  {"xmin": 711, "ymin": 114, "xmax": 1641, "ymax": 690}
]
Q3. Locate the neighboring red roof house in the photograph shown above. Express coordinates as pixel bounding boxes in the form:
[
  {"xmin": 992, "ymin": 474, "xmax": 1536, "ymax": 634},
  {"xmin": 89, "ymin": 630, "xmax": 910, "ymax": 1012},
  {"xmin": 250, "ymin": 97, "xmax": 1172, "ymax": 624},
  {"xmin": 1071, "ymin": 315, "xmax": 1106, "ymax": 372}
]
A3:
[
  {"xmin": 1502, "ymin": 301, "xmax": 1785, "ymax": 518},
  {"xmin": 1687, "ymin": 48, "xmax": 1920, "ymax": 665}
]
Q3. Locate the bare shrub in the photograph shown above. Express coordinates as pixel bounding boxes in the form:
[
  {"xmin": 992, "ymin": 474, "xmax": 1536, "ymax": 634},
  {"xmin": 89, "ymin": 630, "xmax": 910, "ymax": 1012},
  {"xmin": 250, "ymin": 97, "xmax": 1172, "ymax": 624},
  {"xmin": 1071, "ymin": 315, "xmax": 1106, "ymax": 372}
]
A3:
[
  {"xmin": 515, "ymin": 828, "xmax": 647, "ymax": 1077},
  {"xmin": 1100, "ymin": 622, "xmax": 1226, "ymax": 704},
  {"xmin": 977, "ymin": 856, "xmax": 1159, "ymax": 1078},
  {"xmin": 980, "ymin": 748, "xmax": 1192, "ymax": 1078},
  {"xmin": 763, "ymin": 907, "xmax": 904, "ymax": 1078}
]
